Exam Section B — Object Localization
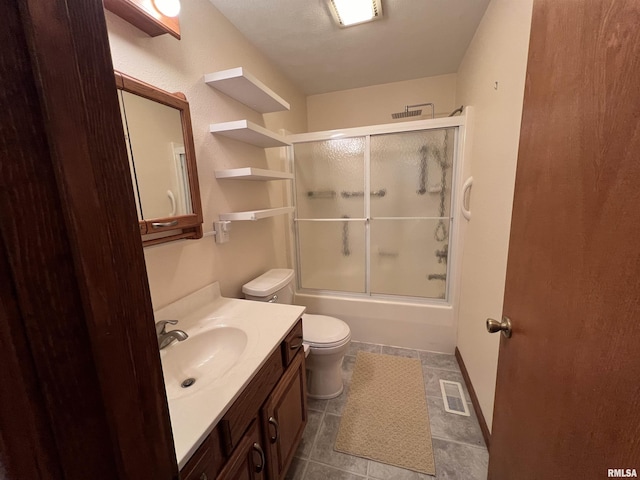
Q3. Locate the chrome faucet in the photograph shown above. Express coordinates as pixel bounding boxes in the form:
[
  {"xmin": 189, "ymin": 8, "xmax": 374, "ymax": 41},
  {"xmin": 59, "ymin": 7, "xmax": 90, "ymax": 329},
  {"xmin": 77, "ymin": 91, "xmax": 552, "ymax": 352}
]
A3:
[
  {"xmin": 435, "ymin": 244, "xmax": 448, "ymax": 263},
  {"xmin": 155, "ymin": 320, "xmax": 188, "ymax": 350}
]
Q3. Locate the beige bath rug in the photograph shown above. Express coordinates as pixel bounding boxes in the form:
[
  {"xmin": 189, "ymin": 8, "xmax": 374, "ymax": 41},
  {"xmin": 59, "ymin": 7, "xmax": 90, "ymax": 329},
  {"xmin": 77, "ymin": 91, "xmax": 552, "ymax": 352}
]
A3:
[{"xmin": 334, "ymin": 351, "xmax": 435, "ymax": 475}]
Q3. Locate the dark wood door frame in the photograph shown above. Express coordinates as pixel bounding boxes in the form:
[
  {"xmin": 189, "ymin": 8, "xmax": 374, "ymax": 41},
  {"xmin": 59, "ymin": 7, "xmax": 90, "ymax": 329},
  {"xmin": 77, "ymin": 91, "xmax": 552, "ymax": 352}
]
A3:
[{"xmin": 0, "ymin": 0, "xmax": 178, "ymax": 478}]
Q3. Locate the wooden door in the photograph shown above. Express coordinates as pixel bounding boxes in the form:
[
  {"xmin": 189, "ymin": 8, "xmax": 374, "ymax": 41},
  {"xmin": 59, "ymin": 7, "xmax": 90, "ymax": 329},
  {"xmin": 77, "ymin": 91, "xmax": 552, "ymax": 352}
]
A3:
[
  {"xmin": 261, "ymin": 349, "xmax": 308, "ymax": 480},
  {"xmin": 488, "ymin": 0, "xmax": 640, "ymax": 478}
]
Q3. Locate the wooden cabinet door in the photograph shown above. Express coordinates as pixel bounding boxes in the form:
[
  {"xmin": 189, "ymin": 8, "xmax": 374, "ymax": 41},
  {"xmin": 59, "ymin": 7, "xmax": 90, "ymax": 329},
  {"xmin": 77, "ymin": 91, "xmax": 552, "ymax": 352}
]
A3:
[
  {"xmin": 181, "ymin": 447, "xmax": 215, "ymax": 480},
  {"xmin": 180, "ymin": 427, "xmax": 225, "ymax": 480},
  {"xmin": 261, "ymin": 350, "xmax": 308, "ymax": 480},
  {"xmin": 217, "ymin": 420, "xmax": 267, "ymax": 480}
]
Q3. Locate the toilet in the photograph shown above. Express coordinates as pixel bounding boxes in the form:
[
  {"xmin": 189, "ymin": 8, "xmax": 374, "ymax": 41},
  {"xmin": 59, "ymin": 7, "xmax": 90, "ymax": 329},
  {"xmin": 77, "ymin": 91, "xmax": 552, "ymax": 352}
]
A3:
[{"xmin": 243, "ymin": 269, "xmax": 351, "ymax": 399}]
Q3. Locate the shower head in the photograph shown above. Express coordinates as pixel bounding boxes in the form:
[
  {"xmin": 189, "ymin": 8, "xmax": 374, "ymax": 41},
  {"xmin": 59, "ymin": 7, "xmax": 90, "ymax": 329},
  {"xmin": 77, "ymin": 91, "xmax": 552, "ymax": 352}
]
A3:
[
  {"xmin": 392, "ymin": 103, "xmax": 435, "ymax": 120},
  {"xmin": 448, "ymin": 105, "xmax": 464, "ymax": 117},
  {"xmin": 392, "ymin": 108, "xmax": 422, "ymax": 119}
]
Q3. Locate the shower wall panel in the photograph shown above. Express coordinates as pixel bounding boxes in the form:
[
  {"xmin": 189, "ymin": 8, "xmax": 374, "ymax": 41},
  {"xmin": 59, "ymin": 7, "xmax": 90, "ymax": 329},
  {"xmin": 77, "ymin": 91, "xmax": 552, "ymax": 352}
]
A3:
[
  {"xmin": 370, "ymin": 219, "xmax": 448, "ymax": 298},
  {"xmin": 294, "ymin": 138, "xmax": 367, "ymax": 292},
  {"xmin": 370, "ymin": 129, "xmax": 454, "ymax": 218},
  {"xmin": 294, "ymin": 138, "xmax": 365, "ymax": 219},
  {"xmin": 297, "ymin": 220, "xmax": 366, "ymax": 293}
]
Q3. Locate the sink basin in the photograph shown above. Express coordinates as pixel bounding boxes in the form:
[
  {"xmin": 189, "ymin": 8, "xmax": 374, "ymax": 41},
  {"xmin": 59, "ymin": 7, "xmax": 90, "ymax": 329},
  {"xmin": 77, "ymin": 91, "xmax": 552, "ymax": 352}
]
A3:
[{"xmin": 161, "ymin": 326, "xmax": 248, "ymax": 399}]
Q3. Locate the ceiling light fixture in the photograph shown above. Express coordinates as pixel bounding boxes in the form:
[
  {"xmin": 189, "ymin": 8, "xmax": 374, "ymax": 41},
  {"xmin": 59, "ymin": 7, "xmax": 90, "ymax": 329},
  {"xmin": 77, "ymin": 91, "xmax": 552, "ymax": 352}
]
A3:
[
  {"xmin": 152, "ymin": 0, "xmax": 181, "ymax": 18},
  {"xmin": 329, "ymin": 0, "xmax": 382, "ymax": 27}
]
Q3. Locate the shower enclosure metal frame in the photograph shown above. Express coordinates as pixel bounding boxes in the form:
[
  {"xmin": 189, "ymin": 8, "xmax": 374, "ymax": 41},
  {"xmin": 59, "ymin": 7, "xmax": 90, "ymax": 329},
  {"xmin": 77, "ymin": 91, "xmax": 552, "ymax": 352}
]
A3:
[{"xmin": 287, "ymin": 112, "xmax": 470, "ymax": 307}]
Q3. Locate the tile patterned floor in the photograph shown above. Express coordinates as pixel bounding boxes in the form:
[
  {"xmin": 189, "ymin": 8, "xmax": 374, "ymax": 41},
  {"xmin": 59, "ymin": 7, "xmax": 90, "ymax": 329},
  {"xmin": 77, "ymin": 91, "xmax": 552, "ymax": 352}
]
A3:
[{"xmin": 286, "ymin": 342, "xmax": 488, "ymax": 480}]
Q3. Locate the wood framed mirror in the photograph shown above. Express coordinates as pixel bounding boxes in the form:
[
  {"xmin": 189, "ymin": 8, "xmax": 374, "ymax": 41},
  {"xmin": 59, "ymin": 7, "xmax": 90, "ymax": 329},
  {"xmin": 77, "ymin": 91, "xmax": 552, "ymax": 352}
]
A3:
[{"xmin": 115, "ymin": 71, "xmax": 203, "ymax": 246}]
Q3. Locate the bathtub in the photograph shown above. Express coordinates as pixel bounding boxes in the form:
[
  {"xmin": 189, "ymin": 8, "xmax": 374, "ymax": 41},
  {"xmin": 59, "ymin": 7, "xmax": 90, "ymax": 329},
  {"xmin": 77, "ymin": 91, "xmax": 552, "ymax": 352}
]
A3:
[
  {"xmin": 294, "ymin": 290, "xmax": 456, "ymax": 353},
  {"xmin": 289, "ymin": 112, "xmax": 473, "ymax": 355}
]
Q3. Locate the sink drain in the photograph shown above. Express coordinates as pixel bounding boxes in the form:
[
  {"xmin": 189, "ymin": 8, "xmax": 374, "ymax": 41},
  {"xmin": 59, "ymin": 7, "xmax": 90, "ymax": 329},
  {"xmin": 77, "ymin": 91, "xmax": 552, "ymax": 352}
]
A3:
[{"xmin": 181, "ymin": 378, "xmax": 196, "ymax": 388}]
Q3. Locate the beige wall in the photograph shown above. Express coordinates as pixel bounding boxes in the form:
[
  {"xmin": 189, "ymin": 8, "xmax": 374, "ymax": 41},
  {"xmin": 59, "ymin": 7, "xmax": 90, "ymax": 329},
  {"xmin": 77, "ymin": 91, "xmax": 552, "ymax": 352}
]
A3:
[
  {"xmin": 455, "ymin": 0, "xmax": 534, "ymax": 430},
  {"xmin": 306, "ymin": 74, "xmax": 457, "ymax": 131},
  {"xmin": 106, "ymin": 0, "xmax": 307, "ymax": 308}
]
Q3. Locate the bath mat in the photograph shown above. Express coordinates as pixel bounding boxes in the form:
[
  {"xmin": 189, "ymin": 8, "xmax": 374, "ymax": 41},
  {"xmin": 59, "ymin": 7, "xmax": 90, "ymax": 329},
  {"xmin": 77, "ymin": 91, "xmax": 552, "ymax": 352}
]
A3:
[{"xmin": 335, "ymin": 352, "xmax": 435, "ymax": 475}]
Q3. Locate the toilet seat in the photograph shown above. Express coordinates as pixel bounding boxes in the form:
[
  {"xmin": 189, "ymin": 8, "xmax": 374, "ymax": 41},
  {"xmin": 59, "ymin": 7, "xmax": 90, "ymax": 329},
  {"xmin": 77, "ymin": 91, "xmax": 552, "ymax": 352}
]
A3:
[{"xmin": 302, "ymin": 314, "xmax": 351, "ymax": 348}]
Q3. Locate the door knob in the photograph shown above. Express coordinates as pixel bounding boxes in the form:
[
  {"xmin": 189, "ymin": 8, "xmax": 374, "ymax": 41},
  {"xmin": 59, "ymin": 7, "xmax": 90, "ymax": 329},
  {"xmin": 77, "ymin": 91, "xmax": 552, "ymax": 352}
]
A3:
[{"xmin": 486, "ymin": 316, "xmax": 512, "ymax": 338}]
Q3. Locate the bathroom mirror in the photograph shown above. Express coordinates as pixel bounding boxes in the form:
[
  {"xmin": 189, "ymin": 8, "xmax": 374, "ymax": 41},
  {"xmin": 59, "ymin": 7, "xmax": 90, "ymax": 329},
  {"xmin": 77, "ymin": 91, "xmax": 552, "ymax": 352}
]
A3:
[{"xmin": 115, "ymin": 71, "xmax": 203, "ymax": 246}]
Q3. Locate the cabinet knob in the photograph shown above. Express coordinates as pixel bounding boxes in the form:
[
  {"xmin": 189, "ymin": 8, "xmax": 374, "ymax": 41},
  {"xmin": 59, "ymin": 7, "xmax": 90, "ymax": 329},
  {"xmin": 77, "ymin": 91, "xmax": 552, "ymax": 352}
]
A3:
[
  {"xmin": 199, "ymin": 474, "xmax": 207, "ymax": 480},
  {"xmin": 252, "ymin": 442, "xmax": 265, "ymax": 473},
  {"xmin": 268, "ymin": 416, "xmax": 279, "ymax": 443}
]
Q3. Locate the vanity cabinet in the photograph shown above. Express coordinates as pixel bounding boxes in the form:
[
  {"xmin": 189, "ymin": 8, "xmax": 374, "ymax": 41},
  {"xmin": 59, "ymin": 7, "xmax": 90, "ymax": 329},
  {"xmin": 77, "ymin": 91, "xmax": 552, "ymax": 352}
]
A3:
[
  {"xmin": 218, "ymin": 420, "xmax": 267, "ymax": 480},
  {"xmin": 261, "ymin": 348, "xmax": 307, "ymax": 480},
  {"xmin": 180, "ymin": 318, "xmax": 306, "ymax": 480},
  {"xmin": 180, "ymin": 432, "xmax": 224, "ymax": 480}
]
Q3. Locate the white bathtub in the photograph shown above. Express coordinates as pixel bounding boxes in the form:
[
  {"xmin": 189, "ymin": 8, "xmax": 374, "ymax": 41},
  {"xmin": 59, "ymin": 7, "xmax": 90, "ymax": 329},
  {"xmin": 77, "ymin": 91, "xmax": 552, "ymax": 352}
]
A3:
[{"xmin": 294, "ymin": 291, "xmax": 456, "ymax": 353}]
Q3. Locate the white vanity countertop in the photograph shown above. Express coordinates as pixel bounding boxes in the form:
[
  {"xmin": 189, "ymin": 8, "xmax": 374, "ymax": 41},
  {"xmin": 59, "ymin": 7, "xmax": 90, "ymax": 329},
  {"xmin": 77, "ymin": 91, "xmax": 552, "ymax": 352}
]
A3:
[{"xmin": 154, "ymin": 282, "xmax": 305, "ymax": 469}]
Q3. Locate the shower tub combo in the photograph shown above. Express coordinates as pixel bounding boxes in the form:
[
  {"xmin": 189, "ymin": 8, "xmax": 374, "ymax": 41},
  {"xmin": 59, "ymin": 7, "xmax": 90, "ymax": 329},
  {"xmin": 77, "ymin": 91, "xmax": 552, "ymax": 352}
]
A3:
[{"xmin": 287, "ymin": 110, "xmax": 472, "ymax": 353}]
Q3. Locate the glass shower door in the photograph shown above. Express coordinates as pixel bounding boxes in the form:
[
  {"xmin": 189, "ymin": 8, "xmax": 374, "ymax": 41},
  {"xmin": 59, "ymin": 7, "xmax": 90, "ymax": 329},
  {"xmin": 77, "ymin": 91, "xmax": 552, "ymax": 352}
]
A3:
[
  {"xmin": 370, "ymin": 128, "xmax": 455, "ymax": 299},
  {"xmin": 294, "ymin": 137, "xmax": 367, "ymax": 293}
]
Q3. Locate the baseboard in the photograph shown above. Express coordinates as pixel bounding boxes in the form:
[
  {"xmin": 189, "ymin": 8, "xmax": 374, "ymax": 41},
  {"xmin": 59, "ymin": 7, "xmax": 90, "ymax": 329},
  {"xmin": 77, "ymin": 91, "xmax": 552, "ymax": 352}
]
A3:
[{"xmin": 455, "ymin": 347, "xmax": 491, "ymax": 448}]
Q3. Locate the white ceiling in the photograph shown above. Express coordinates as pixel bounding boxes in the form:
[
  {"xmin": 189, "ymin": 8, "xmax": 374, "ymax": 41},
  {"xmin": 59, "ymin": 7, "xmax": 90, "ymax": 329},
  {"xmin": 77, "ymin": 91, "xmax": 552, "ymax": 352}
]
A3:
[{"xmin": 208, "ymin": 0, "xmax": 491, "ymax": 95}]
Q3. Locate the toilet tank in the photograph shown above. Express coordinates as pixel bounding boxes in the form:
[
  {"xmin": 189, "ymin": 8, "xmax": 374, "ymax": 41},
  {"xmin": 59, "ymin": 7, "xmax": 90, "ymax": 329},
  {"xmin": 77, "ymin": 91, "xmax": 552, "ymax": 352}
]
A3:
[{"xmin": 242, "ymin": 269, "xmax": 295, "ymax": 304}]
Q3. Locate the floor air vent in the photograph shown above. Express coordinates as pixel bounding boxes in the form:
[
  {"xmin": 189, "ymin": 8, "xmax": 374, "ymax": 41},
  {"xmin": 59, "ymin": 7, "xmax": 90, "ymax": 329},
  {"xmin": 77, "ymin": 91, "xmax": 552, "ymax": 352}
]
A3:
[{"xmin": 439, "ymin": 380, "xmax": 470, "ymax": 416}]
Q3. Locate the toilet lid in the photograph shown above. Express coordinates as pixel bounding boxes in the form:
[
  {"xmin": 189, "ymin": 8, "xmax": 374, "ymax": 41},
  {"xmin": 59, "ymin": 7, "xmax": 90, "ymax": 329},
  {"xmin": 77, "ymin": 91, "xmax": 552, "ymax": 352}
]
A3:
[{"xmin": 302, "ymin": 314, "xmax": 350, "ymax": 346}]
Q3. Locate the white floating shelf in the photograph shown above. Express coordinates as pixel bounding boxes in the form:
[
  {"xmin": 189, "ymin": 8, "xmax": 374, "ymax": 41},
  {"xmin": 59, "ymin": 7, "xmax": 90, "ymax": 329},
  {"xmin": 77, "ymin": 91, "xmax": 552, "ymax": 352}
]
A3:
[
  {"xmin": 215, "ymin": 168, "xmax": 293, "ymax": 181},
  {"xmin": 204, "ymin": 67, "xmax": 290, "ymax": 113},
  {"xmin": 219, "ymin": 207, "xmax": 295, "ymax": 221},
  {"xmin": 209, "ymin": 120, "xmax": 291, "ymax": 148}
]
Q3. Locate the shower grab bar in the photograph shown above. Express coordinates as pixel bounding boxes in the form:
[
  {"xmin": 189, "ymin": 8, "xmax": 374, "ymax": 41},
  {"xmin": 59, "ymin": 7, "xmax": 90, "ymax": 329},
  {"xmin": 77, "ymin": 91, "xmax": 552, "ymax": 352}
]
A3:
[
  {"xmin": 307, "ymin": 190, "xmax": 336, "ymax": 199},
  {"xmin": 428, "ymin": 273, "xmax": 447, "ymax": 281},
  {"xmin": 341, "ymin": 189, "xmax": 386, "ymax": 198},
  {"xmin": 371, "ymin": 189, "xmax": 387, "ymax": 197},
  {"xmin": 418, "ymin": 146, "xmax": 427, "ymax": 195},
  {"xmin": 342, "ymin": 215, "xmax": 350, "ymax": 256},
  {"xmin": 341, "ymin": 190, "xmax": 364, "ymax": 198},
  {"xmin": 294, "ymin": 218, "xmax": 367, "ymax": 222},
  {"xmin": 461, "ymin": 176, "xmax": 473, "ymax": 221},
  {"xmin": 167, "ymin": 190, "xmax": 176, "ymax": 216},
  {"xmin": 371, "ymin": 216, "xmax": 449, "ymax": 221}
]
